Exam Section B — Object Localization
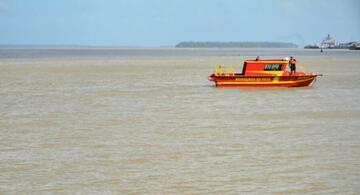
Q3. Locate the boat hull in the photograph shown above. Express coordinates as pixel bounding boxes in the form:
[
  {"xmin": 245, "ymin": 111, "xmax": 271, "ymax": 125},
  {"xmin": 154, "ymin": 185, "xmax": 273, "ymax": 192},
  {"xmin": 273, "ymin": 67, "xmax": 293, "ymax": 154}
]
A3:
[{"xmin": 209, "ymin": 75, "xmax": 319, "ymax": 87}]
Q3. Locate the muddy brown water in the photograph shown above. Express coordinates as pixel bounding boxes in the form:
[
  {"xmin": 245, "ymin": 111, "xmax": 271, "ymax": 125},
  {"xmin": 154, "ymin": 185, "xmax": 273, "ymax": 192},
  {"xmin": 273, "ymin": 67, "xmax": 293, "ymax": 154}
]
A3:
[{"xmin": 1, "ymin": 48, "xmax": 359, "ymax": 194}]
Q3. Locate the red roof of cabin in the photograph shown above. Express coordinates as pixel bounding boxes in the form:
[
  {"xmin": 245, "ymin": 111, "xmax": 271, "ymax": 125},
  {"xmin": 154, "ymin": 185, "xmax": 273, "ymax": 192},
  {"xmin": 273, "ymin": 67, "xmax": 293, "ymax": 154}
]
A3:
[{"xmin": 242, "ymin": 59, "xmax": 288, "ymax": 76}]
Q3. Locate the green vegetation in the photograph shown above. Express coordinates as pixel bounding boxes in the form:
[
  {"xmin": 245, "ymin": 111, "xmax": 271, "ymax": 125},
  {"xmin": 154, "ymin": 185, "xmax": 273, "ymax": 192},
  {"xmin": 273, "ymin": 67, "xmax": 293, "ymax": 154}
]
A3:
[{"xmin": 176, "ymin": 41, "xmax": 298, "ymax": 48}]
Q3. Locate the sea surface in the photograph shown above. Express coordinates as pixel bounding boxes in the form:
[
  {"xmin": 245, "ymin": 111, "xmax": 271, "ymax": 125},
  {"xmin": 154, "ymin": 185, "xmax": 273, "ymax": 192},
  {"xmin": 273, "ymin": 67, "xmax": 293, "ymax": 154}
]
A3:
[{"xmin": 0, "ymin": 48, "xmax": 359, "ymax": 194}]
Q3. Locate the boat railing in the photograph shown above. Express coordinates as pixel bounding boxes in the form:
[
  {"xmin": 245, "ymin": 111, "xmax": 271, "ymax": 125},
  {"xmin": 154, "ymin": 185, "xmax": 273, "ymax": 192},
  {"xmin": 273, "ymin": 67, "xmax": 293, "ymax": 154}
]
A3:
[{"xmin": 214, "ymin": 65, "xmax": 236, "ymax": 76}]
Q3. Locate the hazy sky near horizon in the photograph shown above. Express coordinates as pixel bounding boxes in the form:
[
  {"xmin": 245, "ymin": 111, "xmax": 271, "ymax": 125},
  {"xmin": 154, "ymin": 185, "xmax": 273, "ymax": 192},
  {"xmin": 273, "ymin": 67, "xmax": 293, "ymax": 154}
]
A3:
[{"xmin": 0, "ymin": 0, "xmax": 359, "ymax": 46}]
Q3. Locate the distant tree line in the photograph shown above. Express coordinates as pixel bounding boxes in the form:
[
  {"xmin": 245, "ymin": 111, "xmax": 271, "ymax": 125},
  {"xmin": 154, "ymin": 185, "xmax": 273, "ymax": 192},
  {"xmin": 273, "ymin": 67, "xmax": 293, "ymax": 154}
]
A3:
[{"xmin": 175, "ymin": 41, "xmax": 298, "ymax": 48}]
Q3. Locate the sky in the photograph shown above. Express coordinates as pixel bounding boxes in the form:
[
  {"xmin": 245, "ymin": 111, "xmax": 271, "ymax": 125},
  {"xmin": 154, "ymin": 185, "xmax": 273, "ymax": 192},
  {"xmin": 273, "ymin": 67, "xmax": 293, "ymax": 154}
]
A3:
[{"xmin": 0, "ymin": 0, "xmax": 359, "ymax": 47}]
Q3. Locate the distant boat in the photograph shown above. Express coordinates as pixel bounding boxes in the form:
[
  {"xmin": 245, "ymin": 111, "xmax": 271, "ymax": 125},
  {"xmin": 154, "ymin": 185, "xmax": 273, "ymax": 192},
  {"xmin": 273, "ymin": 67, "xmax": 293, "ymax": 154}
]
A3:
[
  {"xmin": 349, "ymin": 43, "xmax": 360, "ymax": 50},
  {"xmin": 304, "ymin": 44, "xmax": 320, "ymax": 49},
  {"xmin": 321, "ymin": 34, "xmax": 337, "ymax": 48},
  {"xmin": 304, "ymin": 34, "xmax": 359, "ymax": 49}
]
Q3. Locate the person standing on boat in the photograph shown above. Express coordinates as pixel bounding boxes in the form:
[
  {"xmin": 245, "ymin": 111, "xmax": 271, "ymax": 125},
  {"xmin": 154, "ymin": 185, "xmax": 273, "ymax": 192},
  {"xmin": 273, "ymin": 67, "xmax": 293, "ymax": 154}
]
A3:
[{"xmin": 289, "ymin": 56, "xmax": 296, "ymax": 75}]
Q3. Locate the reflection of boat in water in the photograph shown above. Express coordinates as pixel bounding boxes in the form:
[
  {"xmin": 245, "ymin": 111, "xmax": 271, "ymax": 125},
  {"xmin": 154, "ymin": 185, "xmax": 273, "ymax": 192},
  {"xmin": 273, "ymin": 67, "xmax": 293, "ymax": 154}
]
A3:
[{"xmin": 208, "ymin": 58, "xmax": 322, "ymax": 87}]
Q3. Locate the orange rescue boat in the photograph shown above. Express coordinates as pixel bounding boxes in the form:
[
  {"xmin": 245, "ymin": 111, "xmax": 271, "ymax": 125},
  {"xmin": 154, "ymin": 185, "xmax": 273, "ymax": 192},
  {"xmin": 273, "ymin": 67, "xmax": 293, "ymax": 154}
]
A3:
[{"xmin": 208, "ymin": 57, "xmax": 322, "ymax": 87}]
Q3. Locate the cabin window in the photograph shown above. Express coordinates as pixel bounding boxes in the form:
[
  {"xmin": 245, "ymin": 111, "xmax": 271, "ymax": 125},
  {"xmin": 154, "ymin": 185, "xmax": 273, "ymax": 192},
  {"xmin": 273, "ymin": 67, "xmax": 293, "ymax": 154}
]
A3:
[{"xmin": 264, "ymin": 64, "xmax": 282, "ymax": 71}]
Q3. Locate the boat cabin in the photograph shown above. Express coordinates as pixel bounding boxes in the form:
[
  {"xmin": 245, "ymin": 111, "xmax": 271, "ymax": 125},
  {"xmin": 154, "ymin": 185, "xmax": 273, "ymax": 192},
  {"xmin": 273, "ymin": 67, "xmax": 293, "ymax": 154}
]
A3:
[{"xmin": 241, "ymin": 59, "xmax": 289, "ymax": 76}]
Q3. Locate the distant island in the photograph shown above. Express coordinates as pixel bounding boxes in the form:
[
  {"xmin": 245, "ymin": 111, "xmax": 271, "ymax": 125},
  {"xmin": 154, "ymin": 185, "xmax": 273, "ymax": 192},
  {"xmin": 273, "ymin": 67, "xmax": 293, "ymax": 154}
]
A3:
[{"xmin": 175, "ymin": 41, "xmax": 298, "ymax": 48}]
